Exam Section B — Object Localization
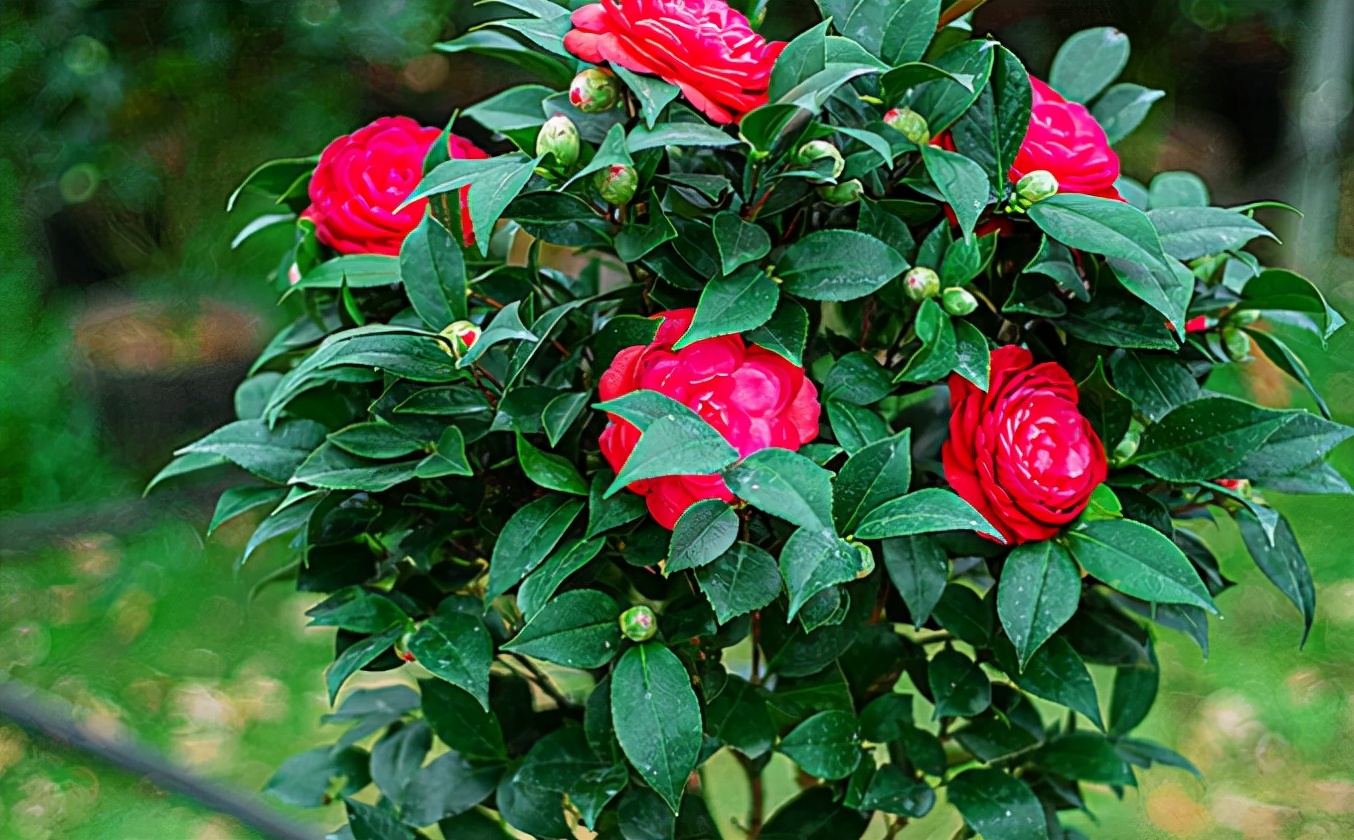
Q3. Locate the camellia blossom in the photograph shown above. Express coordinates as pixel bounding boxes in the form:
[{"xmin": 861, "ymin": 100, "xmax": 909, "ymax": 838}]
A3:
[
  {"xmin": 943, "ymin": 346, "xmax": 1108, "ymax": 545},
  {"xmin": 1013, "ymin": 77, "xmax": 1123, "ymax": 200},
  {"xmin": 563, "ymin": 0, "xmax": 786, "ymax": 125},
  {"xmin": 599, "ymin": 309, "xmax": 821, "ymax": 529},
  {"xmin": 302, "ymin": 116, "xmax": 487, "ymax": 256}
]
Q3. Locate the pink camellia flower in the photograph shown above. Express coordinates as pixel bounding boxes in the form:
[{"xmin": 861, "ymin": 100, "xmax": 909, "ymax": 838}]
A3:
[
  {"xmin": 1014, "ymin": 77, "xmax": 1123, "ymax": 200},
  {"xmin": 1184, "ymin": 316, "xmax": 1209, "ymax": 333},
  {"xmin": 944, "ymin": 346, "xmax": 1108, "ymax": 545},
  {"xmin": 599, "ymin": 309, "xmax": 821, "ymax": 529},
  {"xmin": 563, "ymin": 0, "xmax": 786, "ymax": 125},
  {"xmin": 302, "ymin": 116, "xmax": 487, "ymax": 256}
]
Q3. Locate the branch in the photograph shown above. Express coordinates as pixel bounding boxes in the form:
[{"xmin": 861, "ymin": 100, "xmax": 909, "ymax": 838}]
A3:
[{"xmin": 937, "ymin": 0, "xmax": 988, "ymax": 30}]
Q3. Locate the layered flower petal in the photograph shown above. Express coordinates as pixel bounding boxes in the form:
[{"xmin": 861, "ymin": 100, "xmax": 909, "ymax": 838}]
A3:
[
  {"xmin": 598, "ymin": 309, "xmax": 821, "ymax": 528},
  {"xmin": 1013, "ymin": 77, "xmax": 1122, "ymax": 200},
  {"xmin": 942, "ymin": 346, "xmax": 1108, "ymax": 544}
]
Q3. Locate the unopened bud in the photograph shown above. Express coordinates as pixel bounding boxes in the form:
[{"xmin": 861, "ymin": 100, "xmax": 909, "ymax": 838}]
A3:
[
  {"xmin": 1227, "ymin": 309, "xmax": 1262, "ymax": 327},
  {"xmin": 884, "ymin": 107, "xmax": 930, "ymax": 144},
  {"xmin": 439, "ymin": 320, "xmax": 480, "ymax": 358},
  {"xmin": 794, "ymin": 140, "xmax": 845, "ymax": 183},
  {"xmin": 1215, "ymin": 478, "xmax": 1252, "ymax": 497},
  {"xmin": 595, "ymin": 164, "xmax": 639, "ymax": 205},
  {"xmin": 850, "ymin": 540, "xmax": 875, "ymax": 580},
  {"xmin": 396, "ymin": 631, "xmax": 416, "ymax": 663},
  {"xmin": 1184, "ymin": 315, "xmax": 1210, "ymax": 334},
  {"xmin": 903, "ymin": 267, "xmax": 941, "ymax": 302},
  {"xmin": 942, "ymin": 286, "xmax": 978, "ymax": 316},
  {"xmin": 619, "ymin": 605, "xmax": 657, "ymax": 642},
  {"xmin": 287, "ymin": 263, "xmax": 302, "ymax": 286},
  {"xmin": 1223, "ymin": 327, "xmax": 1252, "ymax": 361},
  {"xmin": 1112, "ymin": 428, "xmax": 1141, "ymax": 464},
  {"xmin": 569, "ymin": 68, "xmax": 621, "ymax": 113},
  {"xmin": 1016, "ymin": 170, "xmax": 1059, "ymax": 205},
  {"xmin": 817, "ymin": 178, "xmax": 864, "ymax": 205},
  {"xmin": 536, "ymin": 115, "xmax": 580, "ymax": 167}
]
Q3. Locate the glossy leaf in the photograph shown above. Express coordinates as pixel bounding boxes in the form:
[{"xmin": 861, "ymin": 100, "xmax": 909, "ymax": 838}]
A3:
[
  {"xmin": 611, "ymin": 642, "xmax": 702, "ymax": 813},
  {"xmin": 998, "ymin": 540, "xmax": 1082, "ymax": 670},
  {"xmin": 1067, "ymin": 519, "xmax": 1218, "ymax": 613}
]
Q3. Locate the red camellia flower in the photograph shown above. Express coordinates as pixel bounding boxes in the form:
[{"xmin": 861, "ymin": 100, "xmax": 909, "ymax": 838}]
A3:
[
  {"xmin": 563, "ymin": 0, "xmax": 786, "ymax": 125},
  {"xmin": 599, "ymin": 309, "xmax": 821, "ymax": 529},
  {"xmin": 1014, "ymin": 77, "xmax": 1122, "ymax": 200},
  {"xmin": 302, "ymin": 116, "xmax": 487, "ymax": 257},
  {"xmin": 943, "ymin": 346, "xmax": 1108, "ymax": 545}
]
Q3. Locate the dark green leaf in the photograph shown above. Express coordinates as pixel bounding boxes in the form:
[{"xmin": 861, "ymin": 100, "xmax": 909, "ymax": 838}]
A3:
[
  {"xmin": 1236, "ymin": 509, "xmax": 1316, "ymax": 647},
  {"xmin": 928, "ymin": 649, "xmax": 990, "ymax": 718},
  {"xmin": 486, "ymin": 495, "xmax": 585, "ymax": 602},
  {"xmin": 780, "ymin": 527, "xmax": 863, "ymax": 619},
  {"xmin": 1077, "ymin": 359, "xmax": 1133, "ymax": 451},
  {"xmin": 861, "ymin": 764, "xmax": 934, "ymax": 818},
  {"xmin": 1148, "ymin": 171, "xmax": 1210, "ymax": 208},
  {"xmin": 909, "ymin": 40, "xmax": 995, "ymax": 133},
  {"xmin": 1028, "ymin": 194, "xmax": 1169, "ymax": 272},
  {"xmin": 695, "ymin": 543, "xmax": 783, "ymax": 623},
  {"xmin": 463, "ymin": 83, "xmax": 553, "ymax": 132},
  {"xmin": 705, "ymin": 676, "xmax": 774, "ymax": 758},
  {"xmin": 519, "ymin": 537, "xmax": 606, "ymax": 619},
  {"xmin": 264, "ymin": 746, "xmax": 370, "ymax": 808},
  {"xmin": 920, "ymin": 143, "xmax": 990, "ymax": 242},
  {"xmin": 833, "ymin": 430, "xmax": 912, "ymax": 534},
  {"xmin": 612, "ymin": 64, "xmax": 680, "ymax": 128},
  {"xmin": 421, "ymin": 679, "xmax": 506, "ymax": 762},
  {"xmin": 746, "ymin": 299, "xmax": 810, "ymax": 364},
  {"xmin": 208, "ymin": 486, "xmax": 287, "ymax": 536},
  {"xmin": 400, "ymin": 214, "xmax": 467, "ymax": 330},
  {"xmin": 677, "ymin": 266, "xmax": 779, "ymax": 348},
  {"xmin": 1050, "ymin": 27, "xmax": 1130, "ymax": 102},
  {"xmin": 883, "ymin": 535, "xmax": 949, "ymax": 628},
  {"xmin": 1109, "ymin": 641, "xmax": 1159, "ymax": 736},
  {"xmin": 516, "ymin": 433, "xmax": 587, "ymax": 495},
  {"xmin": 292, "ymin": 444, "xmax": 419, "ymax": 492},
  {"xmin": 326, "ymin": 625, "xmax": 403, "ymax": 704},
  {"xmin": 668, "ymin": 500, "xmax": 739, "ymax": 574},
  {"xmin": 409, "ymin": 612, "xmax": 492, "ymax": 710},
  {"xmin": 855, "ymin": 488, "xmax": 1003, "ymax": 541},
  {"xmin": 177, "ymin": 418, "xmax": 326, "ymax": 484},
  {"xmin": 780, "ymin": 710, "xmax": 862, "ymax": 782},
  {"xmin": 1130, "ymin": 396, "xmax": 1295, "ymax": 481},
  {"xmin": 998, "ymin": 540, "xmax": 1082, "ymax": 670},
  {"xmin": 769, "ymin": 20, "xmax": 829, "ymax": 103},
  {"xmin": 609, "ymin": 413, "xmax": 740, "ymax": 496},
  {"xmin": 1033, "ymin": 732, "xmax": 1136, "ymax": 785},
  {"xmin": 458, "ymin": 300, "xmax": 538, "ymax": 368},
  {"xmin": 947, "ymin": 768, "xmax": 1049, "ymax": 840},
  {"xmin": 1110, "ymin": 351, "xmax": 1200, "ymax": 423},
  {"xmin": 723, "ymin": 448, "xmax": 835, "ymax": 532},
  {"xmin": 588, "ymin": 471, "xmax": 648, "ymax": 537},
  {"xmin": 1148, "ymin": 206, "xmax": 1276, "ymax": 261},
  {"xmin": 951, "ymin": 45, "xmax": 1031, "ymax": 191},
  {"xmin": 931, "ymin": 583, "xmax": 993, "ymax": 646},
  {"xmin": 777, "ymin": 230, "xmax": 906, "ymax": 301},
  {"xmin": 712, "ymin": 212, "xmax": 773, "ymax": 275},
  {"xmin": 347, "ymin": 798, "xmax": 415, "ymax": 840},
  {"xmin": 612, "ymin": 642, "xmax": 702, "ymax": 813},
  {"xmin": 504, "ymin": 589, "xmax": 621, "ymax": 669},
  {"xmin": 401, "ymin": 752, "xmax": 500, "ymax": 827},
  {"xmin": 1092, "ymin": 83, "xmax": 1165, "ymax": 144},
  {"xmin": 371, "ymin": 721, "xmax": 431, "ymax": 806},
  {"xmin": 1240, "ymin": 268, "xmax": 1344, "ymax": 342},
  {"xmin": 408, "ymin": 154, "xmax": 543, "ymax": 253},
  {"xmin": 415, "ymin": 426, "xmax": 473, "ymax": 479},
  {"xmin": 1067, "ymin": 519, "xmax": 1218, "ymax": 613},
  {"xmin": 824, "ymin": 352, "xmax": 894, "ymax": 406},
  {"xmin": 996, "ymin": 636, "xmax": 1104, "ymax": 730}
]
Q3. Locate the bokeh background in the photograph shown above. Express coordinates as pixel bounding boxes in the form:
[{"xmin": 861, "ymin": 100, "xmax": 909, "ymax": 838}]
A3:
[{"xmin": 1, "ymin": 1, "xmax": 1351, "ymax": 838}]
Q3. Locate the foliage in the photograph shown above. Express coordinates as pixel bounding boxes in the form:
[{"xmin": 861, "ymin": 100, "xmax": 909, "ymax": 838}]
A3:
[{"xmin": 154, "ymin": 1, "xmax": 1348, "ymax": 838}]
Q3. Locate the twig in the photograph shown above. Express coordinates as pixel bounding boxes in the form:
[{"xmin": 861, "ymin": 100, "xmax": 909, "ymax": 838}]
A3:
[
  {"xmin": 737, "ymin": 752, "xmax": 766, "ymax": 840},
  {"xmin": 937, "ymin": 0, "xmax": 988, "ymax": 30},
  {"xmin": 749, "ymin": 611, "xmax": 763, "ymax": 685}
]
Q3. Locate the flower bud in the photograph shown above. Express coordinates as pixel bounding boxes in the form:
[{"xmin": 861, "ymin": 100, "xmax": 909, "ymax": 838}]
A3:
[
  {"xmin": 851, "ymin": 541, "xmax": 875, "ymax": 580},
  {"xmin": 1112, "ymin": 428, "xmax": 1141, "ymax": 464},
  {"xmin": 395, "ymin": 631, "xmax": 417, "ymax": 663},
  {"xmin": 287, "ymin": 262, "xmax": 302, "ymax": 286},
  {"xmin": 1216, "ymin": 478, "xmax": 1253, "ymax": 497},
  {"xmin": 1016, "ymin": 170, "xmax": 1059, "ymax": 205},
  {"xmin": 903, "ymin": 267, "xmax": 941, "ymax": 302},
  {"xmin": 1223, "ymin": 326, "xmax": 1252, "ymax": 361},
  {"xmin": 1227, "ymin": 309, "xmax": 1262, "ymax": 327},
  {"xmin": 942, "ymin": 287, "xmax": 979, "ymax": 317},
  {"xmin": 439, "ymin": 320, "xmax": 480, "ymax": 358},
  {"xmin": 883, "ymin": 107, "xmax": 930, "ymax": 144},
  {"xmin": 1184, "ymin": 315, "xmax": 1210, "ymax": 334},
  {"xmin": 619, "ymin": 605, "xmax": 657, "ymax": 642},
  {"xmin": 794, "ymin": 140, "xmax": 845, "ymax": 182},
  {"xmin": 595, "ymin": 164, "xmax": 639, "ymax": 205},
  {"xmin": 535, "ymin": 115, "xmax": 580, "ymax": 167},
  {"xmin": 817, "ymin": 179, "xmax": 863, "ymax": 206},
  {"xmin": 569, "ymin": 68, "xmax": 622, "ymax": 113}
]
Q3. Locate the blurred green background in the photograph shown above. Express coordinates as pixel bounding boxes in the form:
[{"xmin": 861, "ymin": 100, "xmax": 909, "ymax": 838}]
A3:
[{"xmin": 1, "ymin": 1, "xmax": 1350, "ymax": 839}]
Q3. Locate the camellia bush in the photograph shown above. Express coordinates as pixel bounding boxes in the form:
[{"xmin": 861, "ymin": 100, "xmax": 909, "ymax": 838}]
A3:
[{"xmin": 154, "ymin": 0, "xmax": 1351, "ymax": 838}]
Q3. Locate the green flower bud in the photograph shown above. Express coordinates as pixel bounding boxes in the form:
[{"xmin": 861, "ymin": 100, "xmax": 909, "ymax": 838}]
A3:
[
  {"xmin": 942, "ymin": 287, "xmax": 979, "ymax": 317},
  {"xmin": 1227, "ymin": 308, "xmax": 1262, "ymax": 327},
  {"xmin": 1223, "ymin": 326, "xmax": 1252, "ymax": 361},
  {"xmin": 535, "ymin": 115, "xmax": 581, "ymax": 167},
  {"xmin": 1112, "ymin": 428, "xmax": 1141, "ymax": 464},
  {"xmin": 903, "ymin": 267, "xmax": 941, "ymax": 302},
  {"xmin": 852, "ymin": 541, "xmax": 875, "ymax": 580},
  {"xmin": 1015, "ymin": 170, "xmax": 1059, "ymax": 205},
  {"xmin": 396, "ymin": 631, "xmax": 416, "ymax": 663},
  {"xmin": 595, "ymin": 164, "xmax": 639, "ymax": 205},
  {"xmin": 794, "ymin": 140, "xmax": 845, "ymax": 182},
  {"xmin": 569, "ymin": 68, "xmax": 622, "ymax": 113},
  {"xmin": 883, "ymin": 107, "xmax": 930, "ymax": 144},
  {"xmin": 438, "ymin": 320, "xmax": 480, "ymax": 358},
  {"xmin": 817, "ymin": 179, "xmax": 864, "ymax": 206},
  {"xmin": 619, "ymin": 605, "xmax": 657, "ymax": 642}
]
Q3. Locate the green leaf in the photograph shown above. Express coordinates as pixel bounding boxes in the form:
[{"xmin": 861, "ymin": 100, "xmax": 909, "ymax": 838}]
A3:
[
  {"xmin": 327, "ymin": 421, "xmax": 424, "ymax": 459},
  {"xmin": 463, "ymin": 83, "xmax": 553, "ymax": 133},
  {"xmin": 370, "ymin": 721, "xmax": 431, "ymax": 805},
  {"xmin": 780, "ymin": 527, "xmax": 863, "ymax": 619},
  {"xmin": 695, "ymin": 543, "xmax": 783, "ymax": 623},
  {"xmin": 1109, "ymin": 641, "xmax": 1159, "ymax": 736},
  {"xmin": 292, "ymin": 444, "xmax": 419, "ymax": 491},
  {"xmin": 543, "ymin": 391, "xmax": 592, "ymax": 447},
  {"xmin": 347, "ymin": 798, "xmax": 415, "ymax": 840},
  {"xmin": 676, "ymin": 266, "xmax": 779, "ymax": 348},
  {"xmin": 1022, "ymin": 236, "xmax": 1087, "ymax": 301},
  {"xmin": 1246, "ymin": 330, "xmax": 1331, "ymax": 419},
  {"xmin": 415, "ymin": 426, "xmax": 473, "ymax": 479},
  {"xmin": 1240, "ymin": 268, "xmax": 1344, "ymax": 342},
  {"xmin": 861, "ymin": 764, "xmax": 935, "ymax": 818},
  {"xmin": 519, "ymin": 537, "xmax": 605, "ymax": 619},
  {"xmin": 705, "ymin": 675, "xmax": 775, "ymax": 759},
  {"xmin": 208, "ymin": 486, "xmax": 287, "ymax": 536},
  {"xmin": 712, "ymin": 211, "xmax": 773, "ymax": 276},
  {"xmin": 408, "ymin": 612, "xmax": 492, "ymax": 710},
  {"xmin": 920, "ymin": 143, "xmax": 990, "ymax": 242},
  {"xmin": 882, "ymin": 535, "xmax": 949, "ymax": 628},
  {"xmin": 931, "ymin": 583, "xmax": 993, "ymax": 646},
  {"xmin": 308, "ymin": 588, "xmax": 407, "ymax": 633},
  {"xmin": 1109, "ymin": 351, "xmax": 1200, "ymax": 423},
  {"xmin": 1092, "ymin": 83, "xmax": 1165, "ymax": 145},
  {"xmin": 264, "ymin": 746, "xmax": 370, "ymax": 808},
  {"xmin": 587, "ymin": 471, "xmax": 648, "ymax": 537},
  {"xmin": 909, "ymin": 40, "xmax": 995, "ymax": 133},
  {"xmin": 421, "ymin": 679, "xmax": 506, "ymax": 762},
  {"xmin": 667, "ymin": 500, "xmax": 739, "ymax": 574},
  {"xmin": 1130, "ymin": 396, "xmax": 1295, "ymax": 481},
  {"xmin": 457, "ymin": 300, "xmax": 538, "ymax": 368},
  {"xmin": 1148, "ymin": 171, "xmax": 1211, "ymax": 208},
  {"xmin": 612, "ymin": 65, "xmax": 680, "ymax": 129},
  {"xmin": 997, "ymin": 635, "xmax": 1103, "ymax": 729},
  {"xmin": 609, "ymin": 412, "xmax": 740, "ymax": 497},
  {"xmin": 400, "ymin": 751, "xmax": 501, "ymax": 827},
  {"xmin": 289, "ymin": 254, "xmax": 402, "ymax": 292},
  {"xmin": 1077, "ymin": 358, "xmax": 1133, "ymax": 451},
  {"xmin": 145, "ymin": 452, "xmax": 227, "ymax": 495},
  {"xmin": 612, "ymin": 643, "xmax": 702, "ymax": 813},
  {"xmin": 898, "ymin": 299, "xmax": 958, "ymax": 383},
  {"xmin": 486, "ymin": 495, "xmax": 585, "ymax": 602},
  {"xmin": 227, "ymin": 154, "xmax": 317, "ymax": 211},
  {"xmin": 824, "ymin": 351, "xmax": 893, "ymax": 406},
  {"xmin": 515, "ymin": 433, "xmax": 587, "ymax": 495},
  {"xmin": 326, "ymin": 625, "xmax": 404, "ymax": 704},
  {"xmin": 1236, "ymin": 509, "xmax": 1316, "ymax": 647},
  {"xmin": 855, "ymin": 488, "xmax": 1002, "ymax": 541},
  {"xmin": 626, "ymin": 121, "xmax": 738, "ymax": 152},
  {"xmin": 952, "ymin": 320, "xmax": 991, "ymax": 390},
  {"xmin": 407, "ymin": 154, "xmax": 542, "ymax": 254},
  {"xmin": 177, "ymin": 418, "xmax": 326, "ymax": 484},
  {"xmin": 1066, "ymin": 518, "xmax": 1218, "ymax": 613},
  {"xmin": 880, "ymin": 0, "xmax": 942, "ymax": 63},
  {"xmin": 777, "ymin": 230, "xmax": 906, "ymax": 301},
  {"xmin": 779, "ymin": 710, "xmax": 861, "ymax": 780},
  {"xmin": 504, "ymin": 589, "xmax": 622, "ymax": 669},
  {"xmin": 1050, "ymin": 27, "xmax": 1130, "ymax": 103},
  {"xmin": 723, "ymin": 448, "xmax": 835, "ymax": 532},
  {"xmin": 746, "ymin": 299, "xmax": 810, "ymax": 364},
  {"xmin": 998, "ymin": 541, "xmax": 1082, "ymax": 670},
  {"xmin": 947, "ymin": 768, "xmax": 1049, "ymax": 840},
  {"xmin": 951, "ymin": 45, "xmax": 1031, "ymax": 191},
  {"xmin": 1235, "ymin": 411, "xmax": 1354, "ymax": 482},
  {"xmin": 833, "ymin": 430, "xmax": 912, "ymax": 534},
  {"xmin": 401, "ymin": 216, "xmax": 467, "ymax": 331},
  {"xmin": 433, "ymin": 31, "xmax": 572, "ymax": 88},
  {"xmin": 1148, "ymin": 206, "xmax": 1277, "ymax": 261},
  {"xmin": 760, "ymin": 788, "xmax": 869, "ymax": 840},
  {"xmin": 1028, "ymin": 193, "xmax": 1169, "ymax": 273},
  {"xmin": 1032, "ymin": 732, "xmax": 1136, "ymax": 785},
  {"xmin": 769, "ymin": 20, "xmax": 829, "ymax": 103},
  {"xmin": 928, "ymin": 649, "xmax": 991, "ymax": 718},
  {"xmin": 1108, "ymin": 255, "xmax": 1194, "ymax": 333}
]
